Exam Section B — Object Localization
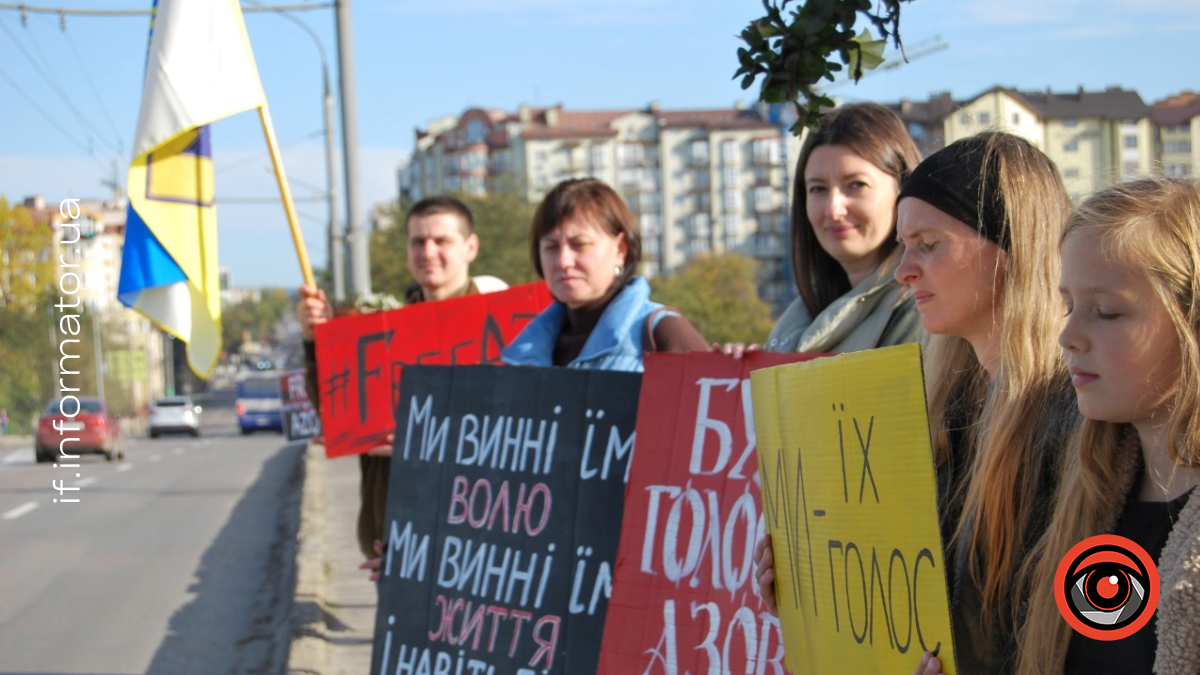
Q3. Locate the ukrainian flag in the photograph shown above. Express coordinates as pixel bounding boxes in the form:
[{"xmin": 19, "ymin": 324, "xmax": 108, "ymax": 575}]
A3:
[{"xmin": 118, "ymin": 0, "xmax": 265, "ymax": 378}]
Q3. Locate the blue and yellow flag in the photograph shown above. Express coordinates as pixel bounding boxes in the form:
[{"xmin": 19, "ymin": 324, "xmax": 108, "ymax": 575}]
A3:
[{"xmin": 118, "ymin": 0, "xmax": 265, "ymax": 378}]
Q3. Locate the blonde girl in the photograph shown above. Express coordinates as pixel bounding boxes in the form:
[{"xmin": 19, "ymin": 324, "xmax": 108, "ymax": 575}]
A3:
[{"xmin": 1016, "ymin": 177, "xmax": 1200, "ymax": 675}]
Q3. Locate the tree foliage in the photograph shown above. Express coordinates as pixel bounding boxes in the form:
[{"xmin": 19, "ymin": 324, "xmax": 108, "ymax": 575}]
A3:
[
  {"xmin": 735, "ymin": 0, "xmax": 908, "ymax": 134},
  {"xmin": 369, "ymin": 191, "xmax": 541, "ymax": 299},
  {"xmin": 650, "ymin": 254, "xmax": 775, "ymax": 346},
  {"xmin": 0, "ymin": 197, "xmax": 55, "ymax": 313},
  {"xmin": 221, "ymin": 287, "xmax": 294, "ymax": 355}
]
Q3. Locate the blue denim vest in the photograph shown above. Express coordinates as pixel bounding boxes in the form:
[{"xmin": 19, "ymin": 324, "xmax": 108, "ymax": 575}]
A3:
[{"xmin": 501, "ymin": 277, "xmax": 666, "ymax": 373}]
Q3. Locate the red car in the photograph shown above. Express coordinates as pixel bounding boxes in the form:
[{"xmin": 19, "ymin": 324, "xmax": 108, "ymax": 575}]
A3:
[{"xmin": 35, "ymin": 397, "xmax": 126, "ymax": 463}]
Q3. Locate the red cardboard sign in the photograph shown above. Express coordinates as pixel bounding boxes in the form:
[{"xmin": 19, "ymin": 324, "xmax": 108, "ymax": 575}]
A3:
[
  {"xmin": 313, "ymin": 282, "xmax": 553, "ymax": 458},
  {"xmin": 598, "ymin": 351, "xmax": 824, "ymax": 675}
]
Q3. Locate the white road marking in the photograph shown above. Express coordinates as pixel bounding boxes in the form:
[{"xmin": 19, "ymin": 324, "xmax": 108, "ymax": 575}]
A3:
[
  {"xmin": 171, "ymin": 447, "xmax": 185, "ymax": 455},
  {"xmin": 3, "ymin": 502, "xmax": 38, "ymax": 520},
  {"xmin": 149, "ymin": 455, "xmax": 162, "ymax": 463},
  {"xmin": 2, "ymin": 448, "xmax": 33, "ymax": 465},
  {"xmin": 75, "ymin": 476, "xmax": 97, "ymax": 487},
  {"xmin": 117, "ymin": 464, "xmax": 134, "ymax": 473}
]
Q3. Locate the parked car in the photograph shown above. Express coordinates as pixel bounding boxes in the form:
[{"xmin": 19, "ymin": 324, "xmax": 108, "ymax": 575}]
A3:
[
  {"xmin": 148, "ymin": 396, "xmax": 202, "ymax": 438},
  {"xmin": 236, "ymin": 375, "xmax": 283, "ymax": 434},
  {"xmin": 35, "ymin": 397, "xmax": 125, "ymax": 463}
]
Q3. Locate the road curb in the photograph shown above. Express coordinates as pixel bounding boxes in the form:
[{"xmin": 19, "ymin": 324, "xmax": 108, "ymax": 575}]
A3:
[{"xmin": 287, "ymin": 440, "xmax": 331, "ymax": 675}]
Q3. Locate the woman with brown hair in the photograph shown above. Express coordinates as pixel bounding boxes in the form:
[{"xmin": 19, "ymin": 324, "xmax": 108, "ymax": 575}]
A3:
[
  {"xmin": 502, "ymin": 178, "xmax": 708, "ymax": 370},
  {"xmin": 758, "ymin": 132, "xmax": 1077, "ymax": 675},
  {"xmin": 764, "ymin": 102, "xmax": 924, "ymax": 354}
]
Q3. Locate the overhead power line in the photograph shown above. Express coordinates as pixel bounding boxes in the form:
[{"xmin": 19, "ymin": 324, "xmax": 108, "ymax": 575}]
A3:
[
  {"xmin": 0, "ymin": 63, "xmax": 110, "ymax": 173},
  {"xmin": 0, "ymin": 3, "xmax": 332, "ymax": 19}
]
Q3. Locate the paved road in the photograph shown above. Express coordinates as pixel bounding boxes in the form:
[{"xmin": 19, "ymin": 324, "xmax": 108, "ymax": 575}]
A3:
[{"xmin": 0, "ymin": 402, "xmax": 304, "ymax": 675}]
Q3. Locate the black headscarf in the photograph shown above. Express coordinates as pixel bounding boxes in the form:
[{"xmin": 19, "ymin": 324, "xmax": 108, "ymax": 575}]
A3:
[{"xmin": 899, "ymin": 134, "xmax": 1008, "ymax": 250}]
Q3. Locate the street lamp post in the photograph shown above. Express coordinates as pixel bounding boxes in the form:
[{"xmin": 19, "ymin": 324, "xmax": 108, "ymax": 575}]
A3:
[{"xmin": 266, "ymin": 9, "xmax": 346, "ymax": 302}]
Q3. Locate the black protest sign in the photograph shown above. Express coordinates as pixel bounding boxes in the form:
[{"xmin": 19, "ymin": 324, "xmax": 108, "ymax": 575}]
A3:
[
  {"xmin": 279, "ymin": 369, "xmax": 321, "ymax": 441},
  {"xmin": 371, "ymin": 365, "xmax": 642, "ymax": 675}
]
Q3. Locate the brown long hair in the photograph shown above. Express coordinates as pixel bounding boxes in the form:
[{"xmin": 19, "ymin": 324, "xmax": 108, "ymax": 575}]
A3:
[
  {"xmin": 1017, "ymin": 177, "xmax": 1200, "ymax": 675},
  {"xmin": 790, "ymin": 103, "xmax": 922, "ymax": 316},
  {"xmin": 922, "ymin": 132, "xmax": 1074, "ymax": 631}
]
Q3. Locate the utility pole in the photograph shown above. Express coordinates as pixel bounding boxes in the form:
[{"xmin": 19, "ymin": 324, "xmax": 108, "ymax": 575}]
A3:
[
  {"xmin": 335, "ymin": 0, "xmax": 370, "ymax": 296},
  {"xmin": 91, "ymin": 311, "xmax": 105, "ymax": 401},
  {"xmin": 324, "ymin": 73, "xmax": 345, "ymax": 302}
]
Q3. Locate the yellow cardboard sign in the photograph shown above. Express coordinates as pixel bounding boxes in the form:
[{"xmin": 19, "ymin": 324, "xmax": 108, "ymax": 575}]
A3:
[{"xmin": 751, "ymin": 344, "xmax": 955, "ymax": 674}]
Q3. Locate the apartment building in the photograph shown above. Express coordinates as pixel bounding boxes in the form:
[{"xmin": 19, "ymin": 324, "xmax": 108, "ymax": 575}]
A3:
[
  {"xmin": 401, "ymin": 102, "xmax": 803, "ymax": 308},
  {"xmin": 887, "ymin": 92, "xmax": 962, "ymax": 156},
  {"xmin": 24, "ymin": 194, "xmax": 166, "ymax": 410},
  {"xmin": 943, "ymin": 86, "xmax": 1153, "ymax": 199},
  {"xmin": 1151, "ymin": 92, "xmax": 1200, "ymax": 178}
]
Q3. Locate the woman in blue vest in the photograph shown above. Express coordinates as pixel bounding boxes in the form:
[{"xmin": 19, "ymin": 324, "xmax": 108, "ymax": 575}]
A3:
[{"xmin": 502, "ymin": 178, "xmax": 708, "ymax": 371}]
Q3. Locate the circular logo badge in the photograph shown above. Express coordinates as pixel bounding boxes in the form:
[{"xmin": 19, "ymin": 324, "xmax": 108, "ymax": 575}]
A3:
[{"xmin": 1054, "ymin": 534, "xmax": 1160, "ymax": 641}]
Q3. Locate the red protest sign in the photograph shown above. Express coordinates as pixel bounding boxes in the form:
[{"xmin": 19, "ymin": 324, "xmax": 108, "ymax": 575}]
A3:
[
  {"xmin": 313, "ymin": 282, "xmax": 553, "ymax": 458},
  {"xmin": 598, "ymin": 351, "xmax": 824, "ymax": 675}
]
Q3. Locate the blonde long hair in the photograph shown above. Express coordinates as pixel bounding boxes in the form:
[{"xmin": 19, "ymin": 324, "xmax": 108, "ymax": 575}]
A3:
[
  {"xmin": 923, "ymin": 132, "xmax": 1074, "ymax": 629},
  {"xmin": 1017, "ymin": 177, "xmax": 1200, "ymax": 675}
]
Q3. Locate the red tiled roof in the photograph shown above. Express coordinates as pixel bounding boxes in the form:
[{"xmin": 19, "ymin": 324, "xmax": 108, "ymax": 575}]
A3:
[{"xmin": 1150, "ymin": 92, "xmax": 1200, "ymax": 127}]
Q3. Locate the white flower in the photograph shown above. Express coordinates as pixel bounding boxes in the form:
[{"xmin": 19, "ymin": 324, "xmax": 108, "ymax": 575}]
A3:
[{"xmin": 352, "ymin": 291, "xmax": 403, "ymax": 313}]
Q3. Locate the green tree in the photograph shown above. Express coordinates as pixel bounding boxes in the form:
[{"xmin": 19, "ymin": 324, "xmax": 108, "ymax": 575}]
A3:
[
  {"xmin": 0, "ymin": 197, "xmax": 55, "ymax": 313},
  {"xmin": 221, "ymin": 288, "xmax": 294, "ymax": 355},
  {"xmin": 0, "ymin": 197, "xmax": 58, "ymax": 432},
  {"xmin": 369, "ymin": 191, "xmax": 540, "ymax": 299},
  {"xmin": 734, "ymin": 0, "xmax": 909, "ymax": 133},
  {"xmin": 650, "ymin": 254, "xmax": 775, "ymax": 345}
]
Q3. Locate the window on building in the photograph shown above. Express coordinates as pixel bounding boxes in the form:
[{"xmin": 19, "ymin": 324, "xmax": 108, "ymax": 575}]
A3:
[
  {"xmin": 465, "ymin": 119, "xmax": 486, "ymax": 145},
  {"xmin": 643, "ymin": 261, "xmax": 660, "ymax": 278},
  {"xmin": 690, "ymin": 238, "xmax": 711, "ymax": 255},
  {"xmin": 1063, "ymin": 168, "xmax": 1080, "ymax": 179},
  {"xmin": 978, "ymin": 112, "xmax": 991, "ymax": 125},
  {"xmin": 643, "ymin": 237, "xmax": 661, "ymax": 256},
  {"xmin": 619, "ymin": 167, "xmax": 643, "ymax": 186},
  {"xmin": 1122, "ymin": 161, "xmax": 1139, "ymax": 176},
  {"xmin": 721, "ymin": 140, "xmax": 738, "ymax": 164},
  {"xmin": 1063, "ymin": 141, "xmax": 1079, "ymax": 152},
  {"xmin": 1012, "ymin": 113, "xmax": 1020, "ymax": 125},
  {"xmin": 1165, "ymin": 141, "xmax": 1193, "ymax": 153},
  {"xmin": 691, "ymin": 140, "xmax": 710, "ymax": 166},
  {"xmin": 723, "ymin": 188, "xmax": 740, "ymax": 212},
  {"xmin": 754, "ymin": 186, "xmax": 776, "ymax": 212},
  {"xmin": 1124, "ymin": 135, "xmax": 1138, "ymax": 149},
  {"xmin": 640, "ymin": 213, "xmax": 662, "ymax": 236},
  {"xmin": 958, "ymin": 112, "xmax": 970, "ymax": 125},
  {"xmin": 641, "ymin": 192, "xmax": 662, "ymax": 213},
  {"xmin": 752, "ymin": 138, "xmax": 781, "ymax": 166},
  {"xmin": 721, "ymin": 166, "xmax": 737, "ymax": 186},
  {"xmin": 692, "ymin": 213, "xmax": 711, "ymax": 237},
  {"xmin": 723, "ymin": 215, "xmax": 742, "ymax": 237},
  {"xmin": 1062, "ymin": 118, "xmax": 1078, "ymax": 127},
  {"xmin": 1165, "ymin": 164, "xmax": 1193, "ymax": 177},
  {"xmin": 696, "ymin": 192, "xmax": 711, "ymax": 213},
  {"xmin": 617, "ymin": 143, "xmax": 644, "ymax": 167}
]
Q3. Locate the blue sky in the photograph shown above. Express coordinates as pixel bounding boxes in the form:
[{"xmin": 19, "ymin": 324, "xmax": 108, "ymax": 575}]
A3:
[{"xmin": 1, "ymin": 0, "xmax": 1197, "ymax": 288}]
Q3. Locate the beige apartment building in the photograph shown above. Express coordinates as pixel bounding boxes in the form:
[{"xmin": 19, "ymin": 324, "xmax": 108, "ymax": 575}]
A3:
[
  {"xmin": 402, "ymin": 103, "xmax": 802, "ymax": 307},
  {"xmin": 944, "ymin": 86, "xmax": 1154, "ymax": 199},
  {"xmin": 24, "ymin": 195, "xmax": 166, "ymax": 413},
  {"xmin": 1151, "ymin": 92, "xmax": 1200, "ymax": 178}
]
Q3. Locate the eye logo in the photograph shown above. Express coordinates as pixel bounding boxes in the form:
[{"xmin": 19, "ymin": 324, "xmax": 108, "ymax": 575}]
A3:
[{"xmin": 1054, "ymin": 534, "xmax": 1160, "ymax": 641}]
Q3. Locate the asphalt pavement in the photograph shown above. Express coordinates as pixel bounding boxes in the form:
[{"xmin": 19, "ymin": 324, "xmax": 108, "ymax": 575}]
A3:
[{"xmin": 0, "ymin": 404, "xmax": 305, "ymax": 675}]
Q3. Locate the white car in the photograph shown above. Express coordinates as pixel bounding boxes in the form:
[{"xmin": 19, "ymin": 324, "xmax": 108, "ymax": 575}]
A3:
[{"xmin": 149, "ymin": 396, "xmax": 202, "ymax": 438}]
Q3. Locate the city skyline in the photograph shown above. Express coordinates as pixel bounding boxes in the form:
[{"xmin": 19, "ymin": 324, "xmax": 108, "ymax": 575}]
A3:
[{"xmin": 1, "ymin": 0, "xmax": 1197, "ymax": 287}]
